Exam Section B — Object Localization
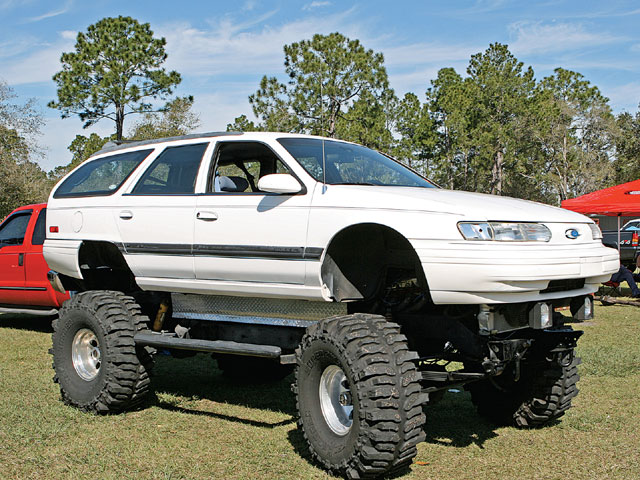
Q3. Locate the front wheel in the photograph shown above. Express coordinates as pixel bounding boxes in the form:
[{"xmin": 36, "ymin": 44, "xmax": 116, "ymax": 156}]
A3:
[
  {"xmin": 295, "ymin": 314, "xmax": 426, "ymax": 478},
  {"xmin": 51, "ymin": 291, "xmax": 154, "ymax": 413},
  {"xmin": 467, "ymin": 354, "xmax": 581, "ymax": 427}
]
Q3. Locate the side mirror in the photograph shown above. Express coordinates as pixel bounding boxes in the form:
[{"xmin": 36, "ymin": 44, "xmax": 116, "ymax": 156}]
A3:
[{"xmin": 257, "ymin": 174, "xmax": 303, "ymax": 194}]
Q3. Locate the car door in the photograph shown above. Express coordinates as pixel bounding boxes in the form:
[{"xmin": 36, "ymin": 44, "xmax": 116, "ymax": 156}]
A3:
[
  {"xmin": 194, "ymin": 140, "xmax": 312, "ymax": 285},
  {"xmin": 0, "ymin": 209, "xmax": 33, "ymax": 305},
  {"xmin": 24, "ymin": 207, "xmax": 68, "ymax": 307},
  {"xmin": 116, "ymin": 142, "xmax": 210, "ymax": 280}
]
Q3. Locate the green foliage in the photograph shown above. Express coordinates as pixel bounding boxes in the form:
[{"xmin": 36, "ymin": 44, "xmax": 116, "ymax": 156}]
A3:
[
  {"xmin": 0, "ymin": 81, "xmax": 51, "ymax": 218},
  {"xmin": 392, "ymin": 92, "xmax": 437, "ymax": 177},
  {"xmin": 226, "ymin": 114, "xmax": 260, "ymax": 132},
  {"xmin": 247, "ymin": 32, "xmax": 395, "ymax": 150},
  {"xmin": 48, "ymin": 16, "xmax": 181, "ymax": 141},
  {"xmin": 233, "ymin": 36, "xmax": 630, "ymax": 203},
  {"xmin": 423, "ymin": 44, "xmax": 617, "ymax": 203},
  {"xmin": 128, "ymin": 96, "xmax": 201, "ymax": 140},
  {"xmin": 614, "ymin": 109, "xmax": 640, "ymax": 183},
  {"xmin": 537, "ymin": 68, "xmax": 616, "ymax": 201}
]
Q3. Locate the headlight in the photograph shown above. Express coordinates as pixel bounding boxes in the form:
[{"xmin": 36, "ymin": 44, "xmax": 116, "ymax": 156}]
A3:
[
  {"xmin": 588, "ymin": 223, "xmax": 602, "ymax": 240},
  {"xmin": 458, "ymin": 222, "xmax": 552, "ymax": 242}
]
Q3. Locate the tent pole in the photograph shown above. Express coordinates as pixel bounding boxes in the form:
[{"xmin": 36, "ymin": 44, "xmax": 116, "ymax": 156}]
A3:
[{"xmin": 618, "ymin": 214, "xmax": 621, "ymax": 254}]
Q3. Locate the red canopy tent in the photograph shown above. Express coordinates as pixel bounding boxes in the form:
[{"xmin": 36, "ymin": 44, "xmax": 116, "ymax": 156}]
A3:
[
  {"xmin": 562, "ymin": 179, "xmax": 640, "ymax": 251},
  {"xmin": 562, "ymin": 180, "xmax": 640, "ymax": 217},
  {"xmin": 561, "ymin": 179, "xmax": 640, "ymax": 216}
]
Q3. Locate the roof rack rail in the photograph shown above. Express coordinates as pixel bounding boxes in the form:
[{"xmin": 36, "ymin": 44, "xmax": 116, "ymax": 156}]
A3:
[{"xmin": 93, "ymin": 131, "xmax": 243, "ymax": 156}]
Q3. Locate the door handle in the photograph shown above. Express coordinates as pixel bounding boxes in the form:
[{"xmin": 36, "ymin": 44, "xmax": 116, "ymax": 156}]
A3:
[
  {"xmin": 18, "ymin": 253, "xmax": 24, "ymax": 266},
  {"xmin": 196, "ymin": 211, "xmax": 218, "ymax": 221},
  {"xmin": 119, "ymin": 210, "xmax": 133, "ymax": 220}
]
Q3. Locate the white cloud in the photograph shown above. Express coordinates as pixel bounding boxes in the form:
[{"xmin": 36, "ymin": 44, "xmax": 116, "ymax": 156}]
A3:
[
  {"xmin": 0, "ymin": 36, "xmax": 39, "ymax": 58},
  {"xmin": 303, "ymin": 1, "xmax": 332, "ymax": 11},
  {"xmin": 25, "ymin": 0, "xmax": 72, "ymax": 23},
  {"xmin": 508, "ymin": 21, "xmax": 624, "ymax": 56},
  {"xmin": 158, "ymin": 8, "xmax": 360, "ymax": 78},
  {"xmin": 598, "ymin": 82, "xmax": 640, "ymax": 113},
  {"xmin": 0, "ymin": 30, "xmax": 74, "ymax": 85}
]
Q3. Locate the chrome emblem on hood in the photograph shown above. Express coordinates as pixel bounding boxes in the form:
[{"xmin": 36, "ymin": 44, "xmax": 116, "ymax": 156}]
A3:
[{"xmin": 565, "ymin": 229, "xmax": 580, "ymax": 239}]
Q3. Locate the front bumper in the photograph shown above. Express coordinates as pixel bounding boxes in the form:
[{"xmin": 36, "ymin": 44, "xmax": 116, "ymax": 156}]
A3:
[{"xmin": 412, "ymin": 240, "xmax": 619, "ymax": 304}]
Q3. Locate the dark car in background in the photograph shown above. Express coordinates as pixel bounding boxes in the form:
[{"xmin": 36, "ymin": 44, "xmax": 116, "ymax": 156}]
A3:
[{"xmin": 602, "ymin": 218, "xmax": 640, "ymax": 270}]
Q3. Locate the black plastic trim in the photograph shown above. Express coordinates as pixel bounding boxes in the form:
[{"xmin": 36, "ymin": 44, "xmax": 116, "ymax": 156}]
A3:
[{"xmin": 121, "ymin": 242, "xmax": 323, "ymax": 260}]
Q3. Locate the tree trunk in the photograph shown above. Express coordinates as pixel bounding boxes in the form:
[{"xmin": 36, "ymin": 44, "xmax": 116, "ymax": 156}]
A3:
[
  {"xmin": 491, "ymin": 149, "xmax": 504, "ymax": 195},
  {"xmin": 115, "ymin": 104, "xmax": 125, "ymax": 141}
]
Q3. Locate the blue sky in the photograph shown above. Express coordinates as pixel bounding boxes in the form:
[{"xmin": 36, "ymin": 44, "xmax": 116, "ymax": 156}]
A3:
[{"xmin": 2, "ymin": 0, "xmax": 640, "ymax": 171}]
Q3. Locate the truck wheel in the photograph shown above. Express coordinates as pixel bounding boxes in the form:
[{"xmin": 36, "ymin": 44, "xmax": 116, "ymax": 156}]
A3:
[
  {"xmin": 295, "ymin": 314, "xmax": 426, "ymax": 478},
  {"xmin": 52, "ymin": 291, "xmax": 154, "ymax": 413},
  {"xmin": 467, "ymin": 355, "xmax": 580, "ymax": 427},
  {"xmin": 216, "ymin": 355, "xmax": 294, "ymax": 382}
]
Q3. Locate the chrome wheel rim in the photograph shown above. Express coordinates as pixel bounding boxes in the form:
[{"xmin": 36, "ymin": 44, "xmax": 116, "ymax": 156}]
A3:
[
  {"xmin": 72, "ymin": 328, "xmax": 101, "ymax": 381},
  {"xmin": 319, "ymin": 365, "xmax": 353, "ymax": 435}
]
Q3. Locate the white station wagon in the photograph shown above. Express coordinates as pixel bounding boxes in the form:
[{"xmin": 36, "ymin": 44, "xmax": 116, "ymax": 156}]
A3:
[{"xmin": 44, "ymin": 132, "xmax": 618, "ymax": 479}]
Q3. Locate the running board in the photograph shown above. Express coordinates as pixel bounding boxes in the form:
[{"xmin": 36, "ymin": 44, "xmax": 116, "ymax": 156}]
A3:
[{"xmin": 134, "ymin": 332, "xmax": 281, "ymax": 358}]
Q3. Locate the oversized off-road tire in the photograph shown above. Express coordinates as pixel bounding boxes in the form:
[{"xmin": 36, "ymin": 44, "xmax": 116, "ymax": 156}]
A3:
[
  {"xmin": 51, "ymin": 291, "xmax": 154, "ymax": 413},
  {"xmin": 295, "ymin": 314, "xmax": 426, "ymax": 479},
  {"xmin": 216, "ymin": 355, "xmax": 294, "ymax": 382},
  {"xmin": 467, "ymin": 355, "xmax": 581, "ymax": 428}
]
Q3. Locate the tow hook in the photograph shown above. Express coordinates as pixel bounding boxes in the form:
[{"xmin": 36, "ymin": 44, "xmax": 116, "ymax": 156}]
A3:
[
  {"xmin": 513, "ymin": 351, "xmax": 522, "ymax": 382},
  {"xmin": 553, "ymin": 348, "xmax": 574, "ymax": 368}
]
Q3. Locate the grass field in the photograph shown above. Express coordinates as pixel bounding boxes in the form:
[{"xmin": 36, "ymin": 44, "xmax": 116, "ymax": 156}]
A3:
[{"xmin": 1, "ymin": 305, "xmax": 639, "ymax": 480}]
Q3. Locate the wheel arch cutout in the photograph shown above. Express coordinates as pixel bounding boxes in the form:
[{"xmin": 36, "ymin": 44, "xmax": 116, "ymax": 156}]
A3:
[{"xmin": 320, "ymin": 223, "xmax": 429, "ymax": 302}]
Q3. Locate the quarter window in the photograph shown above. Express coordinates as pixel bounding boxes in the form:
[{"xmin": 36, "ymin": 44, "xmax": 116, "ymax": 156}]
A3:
[
  {"xmin": 32, "ymin": 208, "xmax": 47, "ymax": 246},
  {"xmin": 54, "ymin": 149, "xmax": 153, "ymax": 198},
  {"xmin": 132, "ymin": 143, "xmax": 208, "ymax": 195}
]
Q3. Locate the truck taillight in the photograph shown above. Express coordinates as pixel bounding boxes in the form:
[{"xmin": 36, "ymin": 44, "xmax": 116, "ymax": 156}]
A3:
[
  {"xmin": 633, "ymin": 233, "xmax": 638, "ymax": 246},
  {"xmin": 49, "ymin": 226, "xmax": 59, "ymax": 233}
]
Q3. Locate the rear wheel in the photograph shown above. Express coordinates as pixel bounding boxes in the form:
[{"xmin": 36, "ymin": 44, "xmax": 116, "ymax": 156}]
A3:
[
  {"xmin": 295, "ymin": 314, "xmax": 426, "ymax": 478},
  {"xmin": 52, "ymin": 291, "xmax": 154, "ymax": 413},
  {"xmin": 467, "ymin": 354, "xmax": 581, "ymax": 427}
]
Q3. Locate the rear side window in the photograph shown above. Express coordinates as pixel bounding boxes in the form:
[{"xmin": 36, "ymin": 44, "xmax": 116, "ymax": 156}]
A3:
[
  {"xmin": 32, "ymin": 208, "xmax": 46, "ymax": 245},
  {"xmin": 132, "ymin": 143, "xmax": 207, "ymax": 195},
  {"xmin": 54, "ymin": 149, "xmax": 153, "ymax": 198}
]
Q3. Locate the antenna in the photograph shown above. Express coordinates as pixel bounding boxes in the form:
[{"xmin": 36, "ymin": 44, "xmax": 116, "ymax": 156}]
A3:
[{"xmin": 321, "ymin": 76, "xmax": 326, "ymax": 187}]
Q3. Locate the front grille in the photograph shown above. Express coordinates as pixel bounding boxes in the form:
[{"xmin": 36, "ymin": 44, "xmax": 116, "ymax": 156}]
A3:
[{"xmin": 541, "ymin": 278, "xmax": 585, "ymax": 294}]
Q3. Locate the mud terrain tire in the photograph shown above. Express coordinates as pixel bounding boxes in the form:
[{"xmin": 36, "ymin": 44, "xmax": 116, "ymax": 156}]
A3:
[
  {"xmin": 295, "ymin": 314, "xmax": 426, "ymax": 478},
  {"xmin": 52, "ymin": 291, "xmax": 154, "ymax": 413},
  {"xmin": 468, "ymin": 355, "xmax": 580, "ymax": 428}
]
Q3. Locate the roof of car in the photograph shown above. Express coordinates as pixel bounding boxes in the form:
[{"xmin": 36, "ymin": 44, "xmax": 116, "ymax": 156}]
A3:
[
  {"xmin": 92, "ymin": 131, "xmax": 352, "ymax": 157},
  {"xmin": 95, "ymin": 131, "xmax": 243, "ymax": 155}
]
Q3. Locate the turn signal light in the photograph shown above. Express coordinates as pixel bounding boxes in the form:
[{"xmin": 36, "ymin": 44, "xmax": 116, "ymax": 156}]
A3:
[
  {"xmin": 49, "ymin": 226, "xmax": 59, "ymax": 233},
  {"xmin": 633, "ymin": 233, "xmax": 638, "ymax": 246}
]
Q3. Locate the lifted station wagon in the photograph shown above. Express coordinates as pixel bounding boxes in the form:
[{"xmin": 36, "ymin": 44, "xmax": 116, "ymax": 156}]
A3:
[{"xmin": 44, "ymin": 132, "xmax": 617, "ymax": 478}]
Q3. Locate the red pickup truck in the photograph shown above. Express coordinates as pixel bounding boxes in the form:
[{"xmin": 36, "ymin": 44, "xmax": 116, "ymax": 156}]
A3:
[{"xmin": 0, "ymin": 203, "xmax": 69, "ymax": 315}]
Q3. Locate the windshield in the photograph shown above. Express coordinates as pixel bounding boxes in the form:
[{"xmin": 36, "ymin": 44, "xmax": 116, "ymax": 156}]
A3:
[
  {"xmin": 278, "ymin": 138, "xmax": 436, "ymax": 188},
  {"xmin": 623, "ymin": 221, "xmax": 640, "ymax": 232}
]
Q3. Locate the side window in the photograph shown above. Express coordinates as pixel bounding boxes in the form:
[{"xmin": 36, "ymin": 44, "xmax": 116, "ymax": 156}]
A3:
[
  {"xmin": 54, "ymin": 149, "xmax": 153, "ymax": 198},
  {"xmin": 32, "ymin": 208, "xmax": 47, "ymax": 246},
  {"xmin": 210, "ymin": 142, "xmax": 292, "ymax": 193},
  {"xmin": 0, "ymin": 212, "xmax": 32, "ymax": 247},
  {"xmin": 132, "ymin": 143, "xmax": 208, "ymax": 195}
]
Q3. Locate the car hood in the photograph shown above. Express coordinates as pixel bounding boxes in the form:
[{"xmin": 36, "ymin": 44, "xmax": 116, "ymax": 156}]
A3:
[{"xmin": 319, "ymin": 185, "xmax": 591, "ymax": 223}]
